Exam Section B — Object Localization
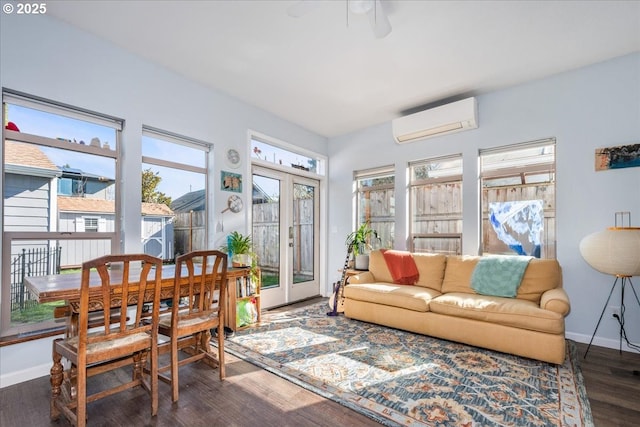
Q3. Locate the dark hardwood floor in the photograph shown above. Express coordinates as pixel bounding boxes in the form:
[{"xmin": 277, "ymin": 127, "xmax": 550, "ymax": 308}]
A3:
[
  {"xmin": 573, "ymin": 341, "xmax": 640, "ymax": 426},
  {"xmin": 1, "ymin": 299, "xmax": 639, "ymax": 426}
]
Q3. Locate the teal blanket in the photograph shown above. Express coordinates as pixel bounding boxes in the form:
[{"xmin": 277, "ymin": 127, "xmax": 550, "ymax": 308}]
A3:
[{"xmin": 471, "ymin": 256, "xmax": 532, "ymax": 298}]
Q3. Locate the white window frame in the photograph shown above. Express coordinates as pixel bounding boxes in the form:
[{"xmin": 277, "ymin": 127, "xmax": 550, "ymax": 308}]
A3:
[
  {"xmin": 250, "ymin": 131, "xmax": 326, "ymax": 177},
  {"xmin": 479, "ymin": 138, "xmax": 556, "ymax": 259},
  {"xmin": 83, "ymin": 217, "xmax": 99, "ymax": 232},
  {"xmin": 141, "ymin": 126, "xmax": 211, "ymax": 255},
  {"xmin": 353, "ymin": 165, "xmax": 395, "ymax": 249},
  {"xmin": 409, "ymin": 154, "xmax": 463, "ymax": 254},
  {"xmin": 1, "ymin": 89, "xmax": 122, "ymax": 336}
]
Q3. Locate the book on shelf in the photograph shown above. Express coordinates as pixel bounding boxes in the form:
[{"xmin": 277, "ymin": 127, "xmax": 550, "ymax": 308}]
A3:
[{"xmin": 236, "ymin": 274, "xmax": 256, "ymax": 298}]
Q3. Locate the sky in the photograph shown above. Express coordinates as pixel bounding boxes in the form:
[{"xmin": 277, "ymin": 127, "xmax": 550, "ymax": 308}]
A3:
[
  {"xmin": 6, "ymin": 104, "xmax": 323, "ymax": 203},
  {"xmin": 6, "ymin": 104, "xmax": 204, "ymax": 201}
]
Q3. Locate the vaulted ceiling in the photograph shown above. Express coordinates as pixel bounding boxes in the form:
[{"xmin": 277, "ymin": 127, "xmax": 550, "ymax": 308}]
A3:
[{"xmin": 46, "ymin": 1, "xmax": 640, "ymax": 137}]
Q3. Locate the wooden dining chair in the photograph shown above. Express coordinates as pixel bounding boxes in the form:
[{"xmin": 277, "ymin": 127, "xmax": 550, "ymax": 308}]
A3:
[
  {"xmin": 51, "ymin": 254, "xmax": 162, "ymax": 427},
  {"xmin": 157, "ymin": 249, "xmax": 228, "ymax": 402}
]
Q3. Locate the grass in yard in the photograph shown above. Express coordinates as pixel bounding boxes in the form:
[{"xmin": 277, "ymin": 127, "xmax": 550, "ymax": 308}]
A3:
[{"xmin": 12, "ymin": 300, "xmax": 65, "ymax": 324}]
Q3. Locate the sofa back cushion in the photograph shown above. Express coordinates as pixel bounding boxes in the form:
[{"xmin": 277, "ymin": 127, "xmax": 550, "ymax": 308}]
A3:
[
  {"xmin": 517, "ymin": 258, "xmax": 563, "ymax": 302},
  {"xmin": 441, "ymin": 255, "xmax": 562, "ymax": 303},
  {"xmin": 413, "ymin": 253, "xmax": 447, "ymax": 291},
  {"xmin": 368, "ymin": 250, "xmax": 394, "ymax": 283},
  {"xmin": 441, "ymin": 256, "xmax": 479, "ymax": 294},
  {"xmin": 368, "ymin": 250, "xmax": 447, "ymax": 291}
]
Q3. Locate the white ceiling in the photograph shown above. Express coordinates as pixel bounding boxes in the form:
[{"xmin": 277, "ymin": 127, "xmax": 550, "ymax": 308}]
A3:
[{"xmin": 46, "ymin": 1, "xmax": 640, "ymax": 138}]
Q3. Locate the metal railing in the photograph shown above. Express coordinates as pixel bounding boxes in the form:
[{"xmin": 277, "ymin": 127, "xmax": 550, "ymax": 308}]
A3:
[{"xmin": 10, "ymin": 246, "xmax": 61, "ymax": 311}]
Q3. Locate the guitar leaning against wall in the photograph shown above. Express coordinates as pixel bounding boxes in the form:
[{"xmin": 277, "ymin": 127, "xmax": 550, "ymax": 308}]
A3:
[{"xmin": 327, "ymin": 243, "xmax": 354, "ymax": 316}]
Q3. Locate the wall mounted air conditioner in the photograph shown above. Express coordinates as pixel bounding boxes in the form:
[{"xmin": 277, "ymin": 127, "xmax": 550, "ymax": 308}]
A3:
[{"xmin": 392, "ymin": 97, "xmax": 478, "ymax": 144}]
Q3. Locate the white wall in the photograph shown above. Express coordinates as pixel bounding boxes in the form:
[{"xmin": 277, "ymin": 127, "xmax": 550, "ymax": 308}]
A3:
[
  {"xmin": 328, "ymin": 52, "xmax": 640, "ymax": 351},
  {"xmin": 1, "ymin": 11, "xmax": 638, "ymax": 387},
  {"xmin": 0, "ymin": 13, "xmax": 327, "ymax": 387}
]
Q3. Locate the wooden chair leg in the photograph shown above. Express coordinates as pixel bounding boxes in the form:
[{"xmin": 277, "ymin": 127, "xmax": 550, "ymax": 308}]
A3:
[
  {"xmin": 217, "ymin": 324, "xmax": 225, "ymax": 380},
  {"xmin": 76, "ymin": 366, "xmax": 87, "ymax": 427},
  {"xmin": 150, "ymin": 345, "xmax": 158, "ymax": 416},
  {"xmin": 133, "ymin": 351, "xmax": 143, "ymax": 382},
  {"xmin": 171, "ymin": 334, "xmax": 180, "ymax": 403}
]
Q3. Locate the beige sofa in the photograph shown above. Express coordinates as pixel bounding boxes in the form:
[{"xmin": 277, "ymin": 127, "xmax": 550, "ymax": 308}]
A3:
[{"xmin": 343, "ymin": 250, "xmax": 570, "ymax": 364}]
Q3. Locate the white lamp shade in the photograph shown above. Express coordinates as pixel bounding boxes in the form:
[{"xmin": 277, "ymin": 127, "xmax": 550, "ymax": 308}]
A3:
[{"xmin": 579, "ymin": 227, "xmax": 640, "ymax": 276}]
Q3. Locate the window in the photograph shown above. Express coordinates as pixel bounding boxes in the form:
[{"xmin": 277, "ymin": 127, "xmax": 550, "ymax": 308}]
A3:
[
  {"xmin": 354, "ymin": 165, "xmax": 395, "ymax": 249},
  {"xmin": 480, "ymin": 139, "xmax": 556, "ymax": 258},
  {"xmin": 2, "ymin": 89, "xmax": 122, "ymax": 336},
  {"xmin": 83, "ymin": 217, "xmax": 99, "ymax": 232},
  {"xmin": 409, "ymin": 155, "xmax": 463, "ymax": 254},
  {"xmin": 251, "ymin": 135, "xmax": 325, "ymax": 176},
  {"xmin": 141, "ymin": 126, "xmax": 210, "ymax": 260}
]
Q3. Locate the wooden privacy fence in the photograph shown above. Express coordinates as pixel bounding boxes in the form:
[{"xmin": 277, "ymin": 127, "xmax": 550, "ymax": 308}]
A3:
[
  {"xmin": 252, "ymin": 199, "xmax": 314, "ymax": 275},
  {"xmin": 408, "ymin": 181, "xmax": 555, "ymax": 257},
  {"xmin": 173, "ymin": 210, "xmax": 206, "ymax": 257},
  {"xmin": 482, "ymin": 183, "xmax": 555, "ymax": 258}
]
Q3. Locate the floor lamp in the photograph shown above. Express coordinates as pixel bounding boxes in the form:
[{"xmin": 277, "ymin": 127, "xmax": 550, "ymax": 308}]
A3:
[{"xmin": 579, "ymin": 213, "xmax": 640, "ymax": 362}]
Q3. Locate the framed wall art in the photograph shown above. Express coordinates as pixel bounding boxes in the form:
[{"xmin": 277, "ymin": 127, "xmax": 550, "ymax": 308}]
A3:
[
  {"xmin": 595, "ymin": 142, "xmax": 640, "ymax": 171},
  {"xmin": 221, "ymin": 171, "xmax": 242, "ymax": 193}
]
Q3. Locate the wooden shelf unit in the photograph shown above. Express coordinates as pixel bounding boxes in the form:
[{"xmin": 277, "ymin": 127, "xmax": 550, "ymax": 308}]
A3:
[{"xmin": 225, "ymin": 267, "xmax": 260, "ymax": 331}]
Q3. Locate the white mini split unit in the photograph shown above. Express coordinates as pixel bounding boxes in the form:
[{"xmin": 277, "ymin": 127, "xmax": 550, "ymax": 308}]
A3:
[{"xmin": 392, "ymin": 97, "xmax": 478, "ymax": 144}]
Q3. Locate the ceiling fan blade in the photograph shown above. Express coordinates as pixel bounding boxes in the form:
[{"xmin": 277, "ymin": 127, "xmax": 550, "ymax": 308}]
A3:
[
  {"xmin": 367, "ymin": 0, "xmax": 392, "ymax": 38},
  {"xmin": 287, "ymin": 0, "xmax": 321, "ymax": 18}
]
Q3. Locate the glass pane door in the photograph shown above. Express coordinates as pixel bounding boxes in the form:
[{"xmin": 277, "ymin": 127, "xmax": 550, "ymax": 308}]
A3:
[
  {"xmin": 252, "ymin": 166, "xmax": 319, "ymax": 308},
  {"xmin": 252, "ymin": 172, "xmax": 283, "ymax": 304}
]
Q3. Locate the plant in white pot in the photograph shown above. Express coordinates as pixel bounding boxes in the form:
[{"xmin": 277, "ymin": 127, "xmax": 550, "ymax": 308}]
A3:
[
  {"xmin": 346, "ymin": 221, "xmax": 380, "ymax": 270},
  {"xmin": 222, "ymin": 231, "xmax": 254, "ymax": 268}
]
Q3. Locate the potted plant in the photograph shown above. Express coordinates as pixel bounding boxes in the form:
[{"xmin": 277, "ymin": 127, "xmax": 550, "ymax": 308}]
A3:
[
  {"xmin": 345, "ymin": 221, "xmax": 380, "ymax": 270},
  {"xmin": 223, "ymin": 231, "xmax": 254, "ymax": 268}
]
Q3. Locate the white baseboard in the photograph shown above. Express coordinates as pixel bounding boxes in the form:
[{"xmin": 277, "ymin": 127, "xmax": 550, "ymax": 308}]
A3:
[
  {"xmin": 566, "ymin": 331, "xmax": 640, "ymax": 353},
  {"xmin": 0, "ymin": 362, "xmax": 50, "ymax": 389}
]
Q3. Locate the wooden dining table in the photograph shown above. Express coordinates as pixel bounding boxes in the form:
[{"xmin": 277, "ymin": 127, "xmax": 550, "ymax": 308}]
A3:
[
  {"xmin": 26, "ymin": 264, "xmax": 190, "ymax": 307},
  {"xmin": 24, "ymin": 264, "xmax": 233, "ymax": 411}
]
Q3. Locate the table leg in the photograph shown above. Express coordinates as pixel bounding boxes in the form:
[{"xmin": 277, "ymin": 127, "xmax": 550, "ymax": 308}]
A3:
[{"xmin": 50, "ymin": 339, "xmax": 63, "ymax": 420}]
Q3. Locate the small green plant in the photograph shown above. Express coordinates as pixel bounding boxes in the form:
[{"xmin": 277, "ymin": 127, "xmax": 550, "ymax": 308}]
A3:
[
  {"xmin": 221, "ymin": 231, "xmax": 259, "ymax": 281},
  {"xmin": 224, "ymin": 231, "xmax": 253, "ymax": 255},
  {"xmin": 345, "ymin": 221, "xmax": 380, "ymax": 256}
]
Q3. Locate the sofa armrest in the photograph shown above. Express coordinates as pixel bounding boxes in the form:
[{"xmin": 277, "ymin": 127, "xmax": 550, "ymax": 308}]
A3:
[
  {"xmin": 540, "ymin": 288, "xmax": 571, "ymax": 316},
  {"xmin": 349, "ymin": 271, "xmax": 375, "ymax": 284}
]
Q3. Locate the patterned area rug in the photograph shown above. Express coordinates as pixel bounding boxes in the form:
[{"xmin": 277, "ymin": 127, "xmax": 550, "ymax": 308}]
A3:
[{"xmin": 224, "ymin": 302, "xmax": 593, "ymax": 426}]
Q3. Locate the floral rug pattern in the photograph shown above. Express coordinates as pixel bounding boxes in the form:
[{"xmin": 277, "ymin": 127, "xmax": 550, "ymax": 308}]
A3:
[{"xmin": 224, "ymin": 302, "xmax": 593, "ymax": 426}]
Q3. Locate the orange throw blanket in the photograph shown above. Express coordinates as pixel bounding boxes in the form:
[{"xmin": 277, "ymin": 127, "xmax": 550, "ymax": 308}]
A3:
[{"xmin": 381, "ymin": 249, "xmax": 419, "ymax": 285}]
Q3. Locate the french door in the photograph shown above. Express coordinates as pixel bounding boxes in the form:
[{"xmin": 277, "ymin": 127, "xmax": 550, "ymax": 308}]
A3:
[{"xmin": 252, "ymin": 166, "xmax": 320, "ymax": 308}]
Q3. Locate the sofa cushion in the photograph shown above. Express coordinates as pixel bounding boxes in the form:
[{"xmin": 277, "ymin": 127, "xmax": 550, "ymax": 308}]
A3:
[
  {"xmin": 441, "ymin": 255, "xmax": 563, "ymax": 303},
  {"xmin": 517, "ymin": 259, "xmax": 563, "ymax": 303},
  {"xmin": 429, "ymin": 292, "xmax": 565, "ymax": 334},
  {"xmin": 441, "ymin": 255, "xmax": 478, "ymax": 294},
  {"xmin": 381, "ymin": 249, "xmax": 419, "ymax": 284},
  {"xmin": 368, "ymin": 250, "xmax": 394, "ymax": 283},
  {"xmin": 413, "ymin": 253, "xmax": 447, "ymax": 291},
  {"xmin": 343, "ymin": 283, "xmax": 441, "ymax": 313}
]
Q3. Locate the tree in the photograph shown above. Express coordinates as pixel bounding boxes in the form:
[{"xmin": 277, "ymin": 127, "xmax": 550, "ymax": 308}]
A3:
[{"xmin": 141, "ymin": 168, "xmax": 172, "ymax": 206}]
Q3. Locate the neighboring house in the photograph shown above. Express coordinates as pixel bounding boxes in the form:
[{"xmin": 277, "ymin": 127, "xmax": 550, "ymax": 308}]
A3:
[
  {"xmin": 58, "ymin": 166, "xmax": 115, "ymax": 200},
  {"xmin": 4, "ymin": 140, "xmax": 175, "ymax": 268},
  {"xmin": 4, "ymin": 141, "xmax": 61, "ymax": 266},
  {"xmin": 57, "ymin": 196, "xmax": 175, "ymax": 267},
  {"xmin": 4, "ymin": 141, "xmax": 61, "ymax": 235},
  {"xmin": 4, "ymin": 141, "xmax": 62, "ymax": 312}
]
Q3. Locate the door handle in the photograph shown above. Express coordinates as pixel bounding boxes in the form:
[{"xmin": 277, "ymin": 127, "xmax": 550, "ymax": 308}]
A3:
[{"xmin": 288, "ymin": 226, "xmax": 294, "ymax": 246}]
